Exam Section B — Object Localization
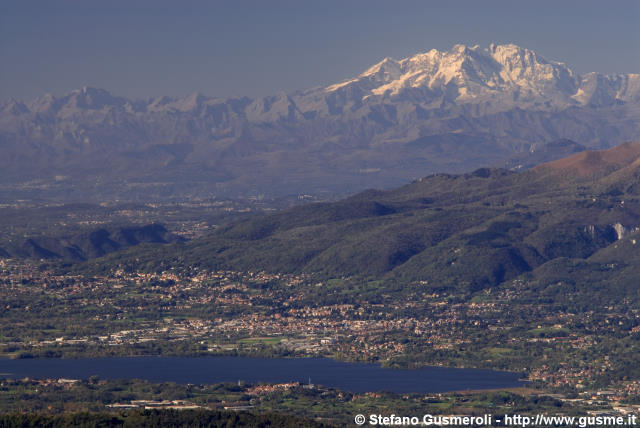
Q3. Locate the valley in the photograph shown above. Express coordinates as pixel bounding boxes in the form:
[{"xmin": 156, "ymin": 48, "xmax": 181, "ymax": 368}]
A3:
[{"xmin": 1, "ymin": 144, "xmax": 640, "ymax": 423}]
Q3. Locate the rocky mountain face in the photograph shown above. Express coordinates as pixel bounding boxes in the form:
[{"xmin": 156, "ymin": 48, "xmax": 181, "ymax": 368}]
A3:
[{"xmin": 1, "ymin": 43, "xmax": 639, "ymax": 201}]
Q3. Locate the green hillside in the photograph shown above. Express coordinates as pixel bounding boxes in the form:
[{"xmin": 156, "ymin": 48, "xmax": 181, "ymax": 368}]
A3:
[{"xmin": 79, "ymin": 143, "xmax": 640, "ymax": 305}]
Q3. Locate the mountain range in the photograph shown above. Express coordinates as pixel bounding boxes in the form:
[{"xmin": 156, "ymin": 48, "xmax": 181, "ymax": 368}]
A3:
[
  {"xmin": 80, "ymin": 142, "xmax": 640, "ymax": 307},
  {"xmin": 1, "ymin": 43, "xmax": 639, "ymax": 201}
]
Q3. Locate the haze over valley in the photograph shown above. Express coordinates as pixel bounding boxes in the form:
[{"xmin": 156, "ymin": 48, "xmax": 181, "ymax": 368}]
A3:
[{"xmin": 2, "ymin": 43, "xmax": 639, "ymax": 201}]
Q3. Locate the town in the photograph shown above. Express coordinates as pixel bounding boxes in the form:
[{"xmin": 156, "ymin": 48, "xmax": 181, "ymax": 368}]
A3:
[{"xmin": 1, "ymin": 257, "xmax": 639, "ymax": 417}]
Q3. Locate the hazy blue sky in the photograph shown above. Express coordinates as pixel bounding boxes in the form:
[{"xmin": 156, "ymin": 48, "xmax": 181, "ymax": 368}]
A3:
[{"xmin": 1, "ymin": 0, "xmax": 639, "ymax": 100}]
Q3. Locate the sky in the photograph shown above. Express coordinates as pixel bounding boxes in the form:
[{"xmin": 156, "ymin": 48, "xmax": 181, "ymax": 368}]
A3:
[{"xmin": 1, "ymin": 0, "xmax": 639, "ymax": 100}]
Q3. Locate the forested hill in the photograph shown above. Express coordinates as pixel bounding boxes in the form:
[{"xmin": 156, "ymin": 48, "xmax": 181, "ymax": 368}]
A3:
[
  {"xmin": 0, "ymin": 224, "xmax": 181, "ymax": 261},
  {"xmin": 80, "ymin": 143, "xmax": 640, "ymax": 302}
]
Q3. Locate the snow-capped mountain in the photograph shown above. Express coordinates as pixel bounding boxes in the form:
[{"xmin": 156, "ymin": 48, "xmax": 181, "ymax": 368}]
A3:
[
  {"xmin": 1, "ymin": 44, "xmax": 639, "ymax": 201},
  {"xmin": 315, "ymin": 43, "xmax": 639, "ymax": 111}
]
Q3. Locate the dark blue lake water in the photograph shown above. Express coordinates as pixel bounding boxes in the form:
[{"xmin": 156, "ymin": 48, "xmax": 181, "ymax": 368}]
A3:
[{"xmin": 0, "ymin": 356, "xmax": 524, "ymax": 393}]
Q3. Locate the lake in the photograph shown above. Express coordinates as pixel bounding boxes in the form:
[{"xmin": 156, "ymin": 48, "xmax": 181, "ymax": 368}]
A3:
[{"xmin": 0, "ymin": 356, "xmax": 525, "ymax": 393}]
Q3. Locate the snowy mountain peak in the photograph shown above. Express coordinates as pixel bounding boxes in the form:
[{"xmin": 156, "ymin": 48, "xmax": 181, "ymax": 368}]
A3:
[
  {"xmin": 361, "ymin": 57, "xmax": 401, "ymax": 76},
  {"xmin": 322, "ymin": 43, "xmax": 636, "ymax": 109}
]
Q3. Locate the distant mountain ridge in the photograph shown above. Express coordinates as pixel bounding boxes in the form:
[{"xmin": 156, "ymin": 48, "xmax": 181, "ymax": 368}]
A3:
[{"xmin": 1, "ymin": 43, "xmax": 639, "ymax": 201}]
